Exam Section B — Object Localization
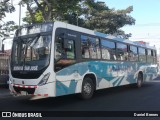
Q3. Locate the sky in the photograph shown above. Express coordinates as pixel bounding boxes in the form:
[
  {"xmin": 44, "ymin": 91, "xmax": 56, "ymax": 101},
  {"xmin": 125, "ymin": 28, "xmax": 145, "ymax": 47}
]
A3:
[
  {"xmin": 1, "ymin": 0, "xmax": 26, "ymax": 50},
  {"xmin": 2, "ymin": 0, "xmax": 160, "ymax": 53},
  {"xmin": 103, "ymin": 0, "xmax": 160, "ymax": 24},
  {"xmin": 101, "ymin": 0, "xmax": 160, "ymax": 53}
]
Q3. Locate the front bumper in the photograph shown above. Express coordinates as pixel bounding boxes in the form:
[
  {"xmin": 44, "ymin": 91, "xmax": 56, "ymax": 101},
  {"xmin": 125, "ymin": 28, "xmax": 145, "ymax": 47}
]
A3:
[{"xmin": 9, "ymin": 82, "xmax": 55, "ymax": 97}]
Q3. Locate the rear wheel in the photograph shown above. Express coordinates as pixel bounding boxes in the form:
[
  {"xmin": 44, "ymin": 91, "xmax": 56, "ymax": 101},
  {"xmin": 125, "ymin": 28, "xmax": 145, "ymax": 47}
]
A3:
[
  {"xmin": 80, "ymin": 77, "xmax": 94, "ymax": 100},
  {"xmin": 137, "ymin": 73, "xmax": 143, "ymax": 88}
]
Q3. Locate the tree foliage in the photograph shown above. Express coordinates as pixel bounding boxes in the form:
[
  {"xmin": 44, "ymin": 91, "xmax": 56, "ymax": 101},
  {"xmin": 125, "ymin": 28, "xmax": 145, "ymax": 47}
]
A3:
[
  {"xmin": 0, "ymin": 0, "xmax": 17, "ymax": 37},
  {"xmin": 22, "ymin": 0, "xmax": 81, "ymax": 23},
  {"xmin": 22, "ymin": 0, "xmax": 135, "ymax": 38}
]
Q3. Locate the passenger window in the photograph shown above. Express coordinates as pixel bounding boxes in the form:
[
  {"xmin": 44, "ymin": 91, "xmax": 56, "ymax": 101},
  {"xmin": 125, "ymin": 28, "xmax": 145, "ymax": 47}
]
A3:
[
  {"xmin": 153, "ymin": 50, "xmax": 157, "ymax": 63},
  {"xmin": 55, "ymin": 35, "xmax": 75, "ymax": 60},
  {"xmin": 54, "ymin": 34, "xmax": 76, "ymax": 72},
  {"xmin": 65, "ymin": 40, "xmax": 75, "ymax": 59},
  {"xmin": 147, "ymin": 49, "xmax": 154, "ymax": 63},
  {"xmin": 81, "ymin": 35, "xmax": 101, "ymax": 59},
  {"xmin": 139, "ymin": 48, "xmax": 146, "ymax": 62},
  {"xmin": 101, "ymin": 40, "xmax": 116, "ymax": 60},
  {"xmin": 117, "ymin": 43, "xmax": 128, "ymax": 61},
  {"xmin": 129, "ymin": 46, "xmax": 138, "ymax": 61}
]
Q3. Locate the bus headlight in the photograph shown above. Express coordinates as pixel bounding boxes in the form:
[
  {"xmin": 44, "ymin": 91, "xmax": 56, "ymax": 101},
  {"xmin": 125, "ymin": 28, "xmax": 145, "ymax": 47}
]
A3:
[{"xmin": 38, "ymin": 73, "xmax": 50, "ymax": 86}]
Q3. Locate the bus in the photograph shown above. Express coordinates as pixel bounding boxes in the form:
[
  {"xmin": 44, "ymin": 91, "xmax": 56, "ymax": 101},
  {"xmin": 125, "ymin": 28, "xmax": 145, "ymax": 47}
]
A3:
[{"xmin": 9, "ymin": 22, "xmax": 158, "ymax": 99}]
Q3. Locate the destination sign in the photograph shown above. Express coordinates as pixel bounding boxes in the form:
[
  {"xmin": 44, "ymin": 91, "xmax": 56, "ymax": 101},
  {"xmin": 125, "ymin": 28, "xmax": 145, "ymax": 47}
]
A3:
[{"xmin": 13, "ymin": 66, "xmax": 38, "ymax": 71}]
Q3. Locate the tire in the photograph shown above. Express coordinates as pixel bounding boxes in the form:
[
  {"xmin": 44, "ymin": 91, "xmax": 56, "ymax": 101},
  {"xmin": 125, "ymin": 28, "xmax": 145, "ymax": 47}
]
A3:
[
  {"xmin": 80, "ymin": 77, "xmax": 94, "ymax": 100},
  {"xmin": 137, "ymin": 73, "xmax": 143, "ymax": 88}
]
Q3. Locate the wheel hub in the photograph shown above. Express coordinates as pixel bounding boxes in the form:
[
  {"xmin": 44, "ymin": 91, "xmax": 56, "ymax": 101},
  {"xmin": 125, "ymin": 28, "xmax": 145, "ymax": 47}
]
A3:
[{"xmin": 83, "ymin": 83, "xmax": 92, "ymax": 95}]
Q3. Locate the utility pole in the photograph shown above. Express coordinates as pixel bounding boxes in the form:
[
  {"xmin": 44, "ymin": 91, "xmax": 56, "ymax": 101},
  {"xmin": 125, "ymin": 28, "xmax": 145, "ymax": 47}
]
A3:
[
  {"xmin": 77, "ymin": 12, "xmax": 78, "ymax": 26},
  {"xmin": 19, "ymin": 3, "xmax": 21, "ymax": 27},
  {"xmin": 0, "ymin": 38, "xmax": 5, "ymax": 52}
]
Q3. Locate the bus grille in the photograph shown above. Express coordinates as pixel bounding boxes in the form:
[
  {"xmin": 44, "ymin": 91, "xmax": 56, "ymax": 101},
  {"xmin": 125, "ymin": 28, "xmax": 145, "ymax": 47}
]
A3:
[{"xmin": 13, "ymin": 86, "xmax": 35, "ymax": 94}]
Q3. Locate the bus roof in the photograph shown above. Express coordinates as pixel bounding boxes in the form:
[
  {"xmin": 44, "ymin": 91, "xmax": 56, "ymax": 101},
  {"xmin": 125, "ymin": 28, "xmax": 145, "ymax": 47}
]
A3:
[
  {"xmin": 54, "ymin": 21, "xmax": 156, "ymax": 50},
  {"xmin": 16, "ymin": 22, "xmax": 156, "ymax": 50}
]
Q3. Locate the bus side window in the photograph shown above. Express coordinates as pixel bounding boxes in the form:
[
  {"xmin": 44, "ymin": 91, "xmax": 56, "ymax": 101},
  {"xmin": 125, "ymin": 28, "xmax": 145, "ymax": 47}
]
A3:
[
  {"xmin": 129, "ymin": 46, "xmax": 138, "ymax": 61},
  {"xmin": 81, "ymin": 35, "xmax": 90, "ymax": 58},
  {"xmin": 101, "ymin": 39, "xmax": 115, "ymax": 60},
  {"xmin": 88, "ymin": 37, "xmax": 97, "ymax": 59},
  {"xmin": 116, "ymin": 43, "xmax": 128, "ymax": 61},
  {"xmin": 66, "ymin": 40, "xmax": 75, "ymax": 59},
  {"xmin": 81, "ymin": 35, "xmax": 101, "ymax": 59},
  {"xmin": 147, "ymin": 49, "xmax": 153, "ymax": 63},
  {"xmin": 139, "ymin": 47, "xmax": 146, "ymax": 62},
  {"xmin": 153, "ymin": 50, "xmax": 157, "ymax": 63}
]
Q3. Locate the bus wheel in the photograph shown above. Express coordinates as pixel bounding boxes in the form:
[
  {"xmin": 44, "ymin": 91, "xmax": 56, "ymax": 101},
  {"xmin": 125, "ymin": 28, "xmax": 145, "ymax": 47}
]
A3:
[
  {"xmin": 80, "ymin": 77, "xmax": 94, "ymax": 100},
  {"xmin": 137, "ymin": 73, "xmax": 143, "ymax": 88}
]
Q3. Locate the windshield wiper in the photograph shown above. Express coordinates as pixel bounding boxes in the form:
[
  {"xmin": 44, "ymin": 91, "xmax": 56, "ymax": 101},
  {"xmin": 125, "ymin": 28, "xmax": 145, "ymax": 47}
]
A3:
[{"xmin": 27, "ymin": 34, "xmax": 40, "ymax": 46}]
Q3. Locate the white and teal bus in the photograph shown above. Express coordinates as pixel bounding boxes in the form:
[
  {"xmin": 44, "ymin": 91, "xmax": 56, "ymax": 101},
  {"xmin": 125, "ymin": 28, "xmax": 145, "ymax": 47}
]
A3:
[{"xmin": 9, "ymin": 22, "xmax": 158, "ymax": 99}]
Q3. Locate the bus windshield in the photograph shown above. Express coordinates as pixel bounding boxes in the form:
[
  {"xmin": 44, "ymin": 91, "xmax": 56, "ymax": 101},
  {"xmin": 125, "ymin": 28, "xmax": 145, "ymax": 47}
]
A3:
[{"xmin": 11, "ymin": 34, "xmax": 51, "ymax": 72}]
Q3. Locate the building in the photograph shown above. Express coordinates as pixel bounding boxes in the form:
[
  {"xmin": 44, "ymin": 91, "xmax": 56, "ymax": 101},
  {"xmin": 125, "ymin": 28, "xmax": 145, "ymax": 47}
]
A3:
[{"xmin": 0, "ymin": 50, "xmax": 10, "ymax": 85}]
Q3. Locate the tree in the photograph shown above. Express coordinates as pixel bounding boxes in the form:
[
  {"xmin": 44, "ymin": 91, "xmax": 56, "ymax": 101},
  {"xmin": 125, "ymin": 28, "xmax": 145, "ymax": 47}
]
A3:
[
  {"xmin": 0, "ymin": 0, "xmax": 17, "ymax": 37},
  {"xmin": 83, "ymin": 1, "xmax": 135, "ymax": 36},
  {"xmin": 22, "ymin": 0, "xmax": 135, "ymax": 38},
  {"xmin": 22, "ymin": 0, "xmax": 81, "ymax": 23},
  {"xmin": 21, "ymin": 0, "xmax": 52, "ymax": 23}
]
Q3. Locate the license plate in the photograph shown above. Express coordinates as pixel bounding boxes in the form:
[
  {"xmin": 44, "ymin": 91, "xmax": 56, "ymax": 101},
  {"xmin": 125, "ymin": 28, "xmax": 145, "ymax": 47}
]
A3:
[{"xmin": 20, "ymin": 91, "xmax": 27, "ymax": 95}]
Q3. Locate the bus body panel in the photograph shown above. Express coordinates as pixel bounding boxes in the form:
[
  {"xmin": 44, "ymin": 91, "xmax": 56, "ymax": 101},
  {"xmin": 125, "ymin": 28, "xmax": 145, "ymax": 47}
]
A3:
[
  {"xmin": 54, "ymin": 61, "xmax": 157, "ymax": 96},
  {"xmin": 9, "ymin": 62, "xmax": 157, "ymax": 97}
]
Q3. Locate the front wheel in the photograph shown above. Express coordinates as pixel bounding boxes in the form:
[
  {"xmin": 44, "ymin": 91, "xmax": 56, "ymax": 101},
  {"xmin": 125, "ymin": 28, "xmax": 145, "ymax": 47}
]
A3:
[{"xmin": 80, "ymin": 77, "xmax": 94, "ymax": 100}]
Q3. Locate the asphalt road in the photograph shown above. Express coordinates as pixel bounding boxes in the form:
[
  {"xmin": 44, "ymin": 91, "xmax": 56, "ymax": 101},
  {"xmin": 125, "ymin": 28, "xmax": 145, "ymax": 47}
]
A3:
[{"xmin": 0, "ymin": 78, "xmax": 160, "ymax": 119}]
